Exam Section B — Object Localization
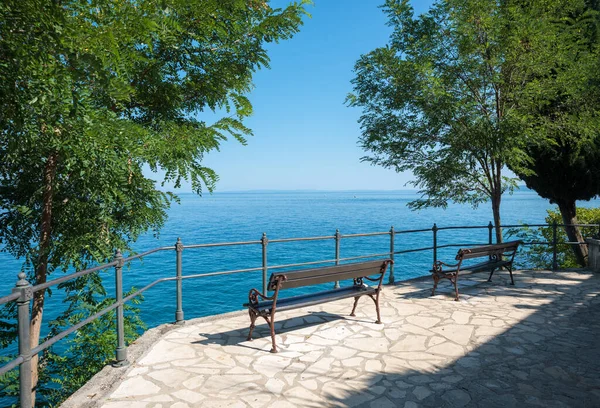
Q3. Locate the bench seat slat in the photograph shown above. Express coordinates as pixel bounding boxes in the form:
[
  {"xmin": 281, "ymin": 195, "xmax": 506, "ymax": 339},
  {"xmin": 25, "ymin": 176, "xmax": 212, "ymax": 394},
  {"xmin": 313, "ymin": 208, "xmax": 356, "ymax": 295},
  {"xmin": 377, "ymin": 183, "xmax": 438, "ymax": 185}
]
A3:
[
  {"xmin": 457, "ymin": 240, "xmax": 520, "ymax": 260},
  {"xmin": 277, "ymin": 270, "xmax": 382, "ymax": 289},
  {"xmin": 268, "ymin": 260, "xmax": 385, "ymax": 290},
  {"xmin": 435, "ymin": 259, "xmax": 511, "ymax": 275},
  {"xmin": 252, "ymin": 286, "xmax": 375, "ymax": 313}
]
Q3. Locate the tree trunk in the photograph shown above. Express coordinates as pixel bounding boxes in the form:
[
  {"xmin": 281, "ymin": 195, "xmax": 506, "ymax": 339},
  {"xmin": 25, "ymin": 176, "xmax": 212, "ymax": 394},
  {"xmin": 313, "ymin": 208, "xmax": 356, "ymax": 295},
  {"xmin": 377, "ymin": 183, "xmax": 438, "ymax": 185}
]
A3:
[
  {"xmin": 491, "ymin": 191, "xmax": 503, "ymax": 244},
  {"xmin": 556, "ymin": 199, "xmax": 588, "ymax": 267},
  {"xmin": 490, "ymin": 159, "xmax": 503, "ymax": 244},
  {"xmin": 30, "ymin": 152, "xmax": 57, "ymax": 406}
]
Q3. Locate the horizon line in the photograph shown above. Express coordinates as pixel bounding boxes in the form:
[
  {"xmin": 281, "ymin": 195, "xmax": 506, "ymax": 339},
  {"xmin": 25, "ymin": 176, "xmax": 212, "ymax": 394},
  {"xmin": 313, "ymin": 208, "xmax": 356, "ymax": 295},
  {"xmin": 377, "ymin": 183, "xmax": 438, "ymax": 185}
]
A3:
[{"xmin": 171, "ymin": 186, "xmax": 531, "ymax": 194}]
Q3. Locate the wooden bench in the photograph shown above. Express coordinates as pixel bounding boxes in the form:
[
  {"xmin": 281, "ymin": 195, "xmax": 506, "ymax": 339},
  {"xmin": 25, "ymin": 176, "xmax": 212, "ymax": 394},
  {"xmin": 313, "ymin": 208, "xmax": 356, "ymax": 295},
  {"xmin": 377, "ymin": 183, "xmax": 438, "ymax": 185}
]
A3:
[
  {"xmin": 244, "ymin": 259, "xmax": 393, "ymax": 353},
  {"xmin": 431, "ymin": 240, "xmax": 521, "ymax": 301}
]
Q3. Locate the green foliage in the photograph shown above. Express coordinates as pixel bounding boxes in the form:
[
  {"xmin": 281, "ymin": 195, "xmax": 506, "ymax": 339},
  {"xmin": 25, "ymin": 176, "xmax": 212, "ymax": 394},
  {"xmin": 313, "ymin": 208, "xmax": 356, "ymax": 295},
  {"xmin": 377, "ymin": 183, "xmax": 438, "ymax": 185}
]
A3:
[
  {"xmin": 503, "ymin": 0, "xmax": 600, "ymax": 265},
  {"xmin": 40, "ymin": 275, "xmax": 146, "ymax": 407},
  {"xmin": 347, "ymin": 0, "xmax": 526, "ymax": 212},
  {"xmin": 0, "ymin": 0, "xmax": 309, "ymax": 405},
  {"xmin": 507, "ymin": 0, "xmax": 600, "ymax": 205},
  {"xmin": 347, "ymin": 0, "xmax": 600, "ymax": 246},
  {"xmin": 507, "ymin": 207, "xmax": 600, "ymax": 269},
  {"xmin": 0, "ymin": 0, "xmax": 311, "ymax": 267}
]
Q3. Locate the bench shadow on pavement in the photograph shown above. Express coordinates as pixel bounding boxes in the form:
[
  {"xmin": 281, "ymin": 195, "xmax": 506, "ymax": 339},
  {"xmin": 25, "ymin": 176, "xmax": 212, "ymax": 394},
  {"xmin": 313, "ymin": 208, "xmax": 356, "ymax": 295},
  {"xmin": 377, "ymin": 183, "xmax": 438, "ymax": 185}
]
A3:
[{"xmin": 192, "ymin": 311, "xmax": 375, "ymax": 350}]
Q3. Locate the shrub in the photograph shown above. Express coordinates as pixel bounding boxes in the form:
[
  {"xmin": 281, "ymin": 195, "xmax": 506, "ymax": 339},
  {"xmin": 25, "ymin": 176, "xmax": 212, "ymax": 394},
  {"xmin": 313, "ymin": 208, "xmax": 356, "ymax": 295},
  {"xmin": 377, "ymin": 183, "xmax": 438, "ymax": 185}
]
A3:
[{"xmin": 508, "ymin": 207, "xmax": 600, "ymax": 269}]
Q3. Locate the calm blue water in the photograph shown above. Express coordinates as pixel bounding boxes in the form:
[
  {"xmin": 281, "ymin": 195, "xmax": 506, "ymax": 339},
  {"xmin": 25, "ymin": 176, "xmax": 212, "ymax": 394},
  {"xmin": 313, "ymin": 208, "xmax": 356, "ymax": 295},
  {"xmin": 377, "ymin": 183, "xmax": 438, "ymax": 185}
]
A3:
[{"xmin": 1, "ymin": 190, "xmax": 598, "ymax": 339}]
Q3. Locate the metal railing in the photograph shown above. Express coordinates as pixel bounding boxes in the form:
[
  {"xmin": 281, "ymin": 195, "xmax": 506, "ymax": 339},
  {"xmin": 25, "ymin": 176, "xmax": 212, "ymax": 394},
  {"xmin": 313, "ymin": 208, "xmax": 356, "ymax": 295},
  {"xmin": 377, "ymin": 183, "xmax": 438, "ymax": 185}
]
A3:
[{"xmin": 1, "ymin": 221, "xmax": 599, "ymax": 407}]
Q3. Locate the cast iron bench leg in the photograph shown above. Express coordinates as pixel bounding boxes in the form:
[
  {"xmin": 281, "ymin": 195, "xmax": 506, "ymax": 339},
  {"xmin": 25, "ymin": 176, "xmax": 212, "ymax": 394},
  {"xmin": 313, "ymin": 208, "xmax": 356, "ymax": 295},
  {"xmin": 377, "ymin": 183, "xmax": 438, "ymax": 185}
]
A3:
[
  {"xmin": 431, "ymin": 275, "xmax": 439, "ymax": 296},
  {"xmin": 453, "ymin": 276, "xmax": 459, "ymax": 301},
  {"xmin": 508, "ymin": 266, "xmax": 515, "ymax": 285},
  {"xmin": 268, "ymin": 316, "xmax": 277, "ymax": 353},
  {"xmin": 368, "ymin": 293, "xmax": 382, "ymax": 324},
  {"xmin": 350, "ymin": 296, "xmax": 360, "ymax": 317},
  {"xmin": 247, "ymin": 310, "xmax": 257, "ymax": 341},
  {"xmin": 487, "ymin": 267, "xmax": 496, "ymax": 282}
]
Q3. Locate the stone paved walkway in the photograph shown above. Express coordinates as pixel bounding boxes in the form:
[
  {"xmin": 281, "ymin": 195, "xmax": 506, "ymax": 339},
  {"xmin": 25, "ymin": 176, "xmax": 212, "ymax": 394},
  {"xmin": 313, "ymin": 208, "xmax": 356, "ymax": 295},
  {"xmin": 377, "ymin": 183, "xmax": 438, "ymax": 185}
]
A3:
[{"xmin": 89, "ymin": 269, "xmax": 600, "ymax": 408}]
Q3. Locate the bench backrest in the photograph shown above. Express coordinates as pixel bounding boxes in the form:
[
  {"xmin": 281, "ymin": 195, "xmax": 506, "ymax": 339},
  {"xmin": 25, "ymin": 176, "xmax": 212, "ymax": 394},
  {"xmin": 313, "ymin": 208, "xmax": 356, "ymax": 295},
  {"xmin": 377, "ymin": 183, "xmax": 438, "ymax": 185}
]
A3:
[
  {"xmin": 267, "ymin": 260, "xmax": 391, "ymax": 291},
  {"xmin": 456, "ymin": 240, "xmax": 521, "ymax": 261}
]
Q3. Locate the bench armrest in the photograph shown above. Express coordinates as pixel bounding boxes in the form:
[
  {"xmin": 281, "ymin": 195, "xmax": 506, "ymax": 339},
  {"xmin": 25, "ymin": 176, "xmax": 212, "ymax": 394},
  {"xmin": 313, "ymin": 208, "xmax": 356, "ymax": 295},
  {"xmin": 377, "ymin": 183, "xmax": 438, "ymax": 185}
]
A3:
[
  {"xmin": 433, "ymin": 260, "xmax": 459, "ymax": 269},
  {"xmin": 432, "ymin": 260, "xmax": 462, "ymax": 277},
  {"xmin": 361, "ymin": 259, "xmax": 392, "ymax": 287},
  {"xmin": 248, "ymin": 288, "xmax": 274, "ymax": 305}
]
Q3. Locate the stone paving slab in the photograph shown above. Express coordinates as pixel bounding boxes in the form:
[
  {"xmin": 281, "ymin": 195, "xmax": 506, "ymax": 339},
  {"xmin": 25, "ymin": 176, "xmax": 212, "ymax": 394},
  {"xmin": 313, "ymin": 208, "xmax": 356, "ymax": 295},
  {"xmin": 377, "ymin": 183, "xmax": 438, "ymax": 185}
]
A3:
[{"xmin": 73, "ymin": 269, "xmax": 600, "ymax": 407}]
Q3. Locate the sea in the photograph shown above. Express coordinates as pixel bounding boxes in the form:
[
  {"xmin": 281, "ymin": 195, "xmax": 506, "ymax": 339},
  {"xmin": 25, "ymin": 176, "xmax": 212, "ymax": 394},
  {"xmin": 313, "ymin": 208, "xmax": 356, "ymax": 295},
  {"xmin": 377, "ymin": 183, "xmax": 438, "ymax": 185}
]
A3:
[{"xmin": 1, "ymin": 190, "xmax": 599, "ymax": 351}]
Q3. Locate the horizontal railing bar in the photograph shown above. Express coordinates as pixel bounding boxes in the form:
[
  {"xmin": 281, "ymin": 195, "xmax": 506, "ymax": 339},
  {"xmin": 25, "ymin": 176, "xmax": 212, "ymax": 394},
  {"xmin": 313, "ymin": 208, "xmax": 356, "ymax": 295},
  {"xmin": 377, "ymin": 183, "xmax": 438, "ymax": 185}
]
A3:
[
  {"xmin": 268, "ymin": 259, "xmax": 337, "ymax": 270},
  {"xmin": 516, "ymin": 241, "xmax": 594, "ymax": 246},
  {"xmin": 32, "ymin": 261, "xmax": 118, "ymax": 293},
  {"xmin": 436, "ymin": 240, "xmax": 596, "ymax": 248},
  {"xmin": 436, "ymin": 225, "xmax": 490, "ymax": 230},
  {"xmin": 0, "ymin": 291, "xmax": 20, "ymax": 306},
  {"xmin": 395, "ymin": 246, "xmax": 435, "ymax": 254},
  {"xmin": 341, "ymin": 232, "xmax": 390, "ymax": 238},
  {"xmin": 122, "ymin": 278, "xmax": 173, "ymax": 303},
  {"xmin": 436, "ymin": 243, "xmax": 490, "ymax": 249},
  {"xmin": 395, "ymin": 228, "xmax": 432, "ymax": 234},
  {"xmin": 339, "ymin": 253, "xmax": 392, "ymax": 262},
  {"xmin": 32, "ymin": 299, "xmax": 122, "ymax": 356},
  {"xmin": 500, "ymin": 223, "xmax": 599, "ymax": 228},
  {"xmin": 122, "ymin": 247, "xmax": 172, "ymax": 263},
  {"xmin": 184, "ymin": 240, "xmax": 261, "ymax": 249},
  {"xmin": 31, "ymin": 244, "xmax": 191, "ymax": 294},
  {"xmin": 0, "ymin": 356, "xmax": 23, "ymax": 376},
  {"xmin": 270, "ymin": 236, "xmax": 334, "ymax": 243},
  {"xmin": 180, "ymin": 267, "xmax": 263, "ymax": 281},
  {"xmin": 500, "ymin": 224, "xmax": 550, "ymax": 228}
]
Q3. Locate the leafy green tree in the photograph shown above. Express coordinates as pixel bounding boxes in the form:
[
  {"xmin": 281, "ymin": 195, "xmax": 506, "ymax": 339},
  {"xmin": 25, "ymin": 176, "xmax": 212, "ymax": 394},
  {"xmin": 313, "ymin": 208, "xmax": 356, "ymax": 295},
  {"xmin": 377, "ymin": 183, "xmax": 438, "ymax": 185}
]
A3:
[
  {"xmin": 0, "ymin": 0, "xmax": 309, "ymax": 405},
  {"xmin": 506, "ymin": 0, "xmax": 600, "ymax": 266},
  {"xmin": 347, "ymin": 0, "xmax": 533, "ymax": 243}
]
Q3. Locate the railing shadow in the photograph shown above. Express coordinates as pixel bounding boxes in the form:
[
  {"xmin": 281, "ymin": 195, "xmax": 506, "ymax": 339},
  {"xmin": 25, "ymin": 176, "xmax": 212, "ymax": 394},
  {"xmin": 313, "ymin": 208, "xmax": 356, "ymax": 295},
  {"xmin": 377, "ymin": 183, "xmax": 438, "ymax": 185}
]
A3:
[{"xmin": 323, "ymin": 270, "xmax": 600, "ymax": 407}]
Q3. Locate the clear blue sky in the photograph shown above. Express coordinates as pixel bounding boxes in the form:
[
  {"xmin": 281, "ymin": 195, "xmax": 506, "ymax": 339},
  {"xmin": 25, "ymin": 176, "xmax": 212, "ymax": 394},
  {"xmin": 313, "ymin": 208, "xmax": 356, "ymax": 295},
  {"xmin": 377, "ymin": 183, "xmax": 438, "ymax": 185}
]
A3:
[{"xmin": 193, "ymin": 0, "xmax": 435, "ymax": 192}]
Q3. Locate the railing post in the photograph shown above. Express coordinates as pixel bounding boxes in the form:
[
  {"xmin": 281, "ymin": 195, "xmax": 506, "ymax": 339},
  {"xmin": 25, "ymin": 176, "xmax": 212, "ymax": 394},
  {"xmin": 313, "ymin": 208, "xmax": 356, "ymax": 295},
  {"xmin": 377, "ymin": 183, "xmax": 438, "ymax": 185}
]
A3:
[
  {"xmin": 334, "ymin": 229, "xmax": 341, "ymax": 289},
  {"xmin": 262, "ymin": 233, "xmax": 268, "ymax": 294},
  {"xmin": 389, "ymin": 226, "xmax": 395, "ymax": 284},
  {"xmin": 13, "ymin": 272, "xmax": 32, "ymax": 408},
  {"xmin": 488, "ymin": 221, "xmax": 493, "ymax": 245},
  {"xmin": 552, "ymin": 221, "xmax": 558, "ymax": 271},
  {"xmin": 175, "ymin": 238, "xmax": 184, "ymax": 324},
  {"xmin": 432, "ymin": 223, "xmax": 438, "ymax": 266},
  {"xmin": 113, "ymin": 250, "xmax": 127, "ymax": 367}
]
